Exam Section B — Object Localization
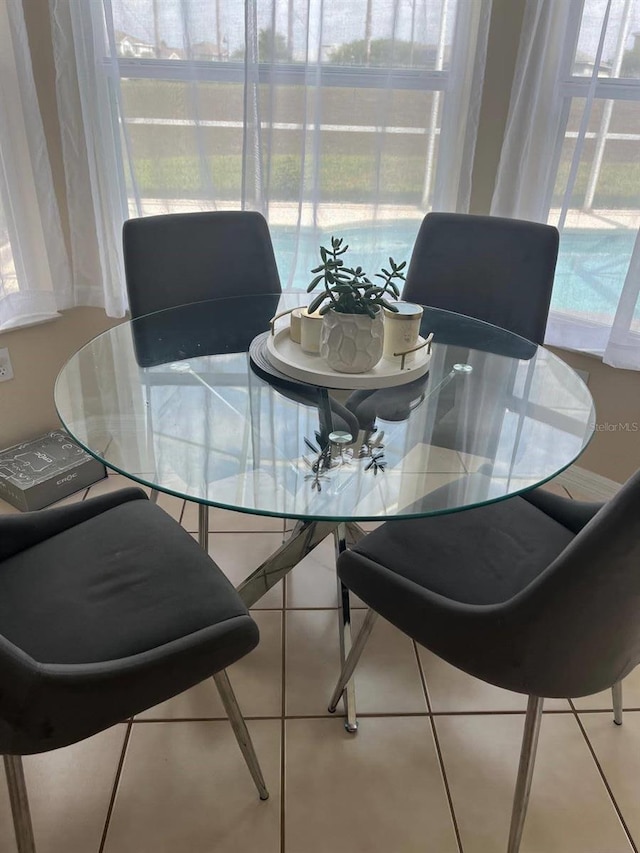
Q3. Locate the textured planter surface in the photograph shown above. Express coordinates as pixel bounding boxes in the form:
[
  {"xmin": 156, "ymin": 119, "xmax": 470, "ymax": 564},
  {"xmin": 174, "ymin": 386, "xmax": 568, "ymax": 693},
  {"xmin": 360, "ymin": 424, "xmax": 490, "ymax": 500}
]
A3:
[{"xmin": 320, "ymin": 308, "xmax": 384, "ymax": 373}]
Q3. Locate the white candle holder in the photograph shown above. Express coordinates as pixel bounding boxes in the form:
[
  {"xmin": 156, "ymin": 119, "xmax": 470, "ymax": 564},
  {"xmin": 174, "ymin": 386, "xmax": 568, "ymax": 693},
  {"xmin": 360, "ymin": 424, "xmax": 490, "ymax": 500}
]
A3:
[{"xmin": 383, "ymin": 302, "xmax": 424, "ymax": 364}]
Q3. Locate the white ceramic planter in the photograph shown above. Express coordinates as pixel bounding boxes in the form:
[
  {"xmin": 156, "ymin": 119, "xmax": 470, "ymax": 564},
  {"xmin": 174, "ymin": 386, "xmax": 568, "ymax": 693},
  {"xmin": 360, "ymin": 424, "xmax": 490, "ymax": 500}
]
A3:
[{"xmin": 320, "ymin": 308, "xmax": 384, "ymax": 373}]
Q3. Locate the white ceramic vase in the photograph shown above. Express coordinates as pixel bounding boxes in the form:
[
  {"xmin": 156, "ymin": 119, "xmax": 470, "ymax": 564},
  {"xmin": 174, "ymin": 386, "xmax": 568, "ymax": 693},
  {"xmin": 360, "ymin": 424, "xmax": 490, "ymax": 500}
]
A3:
[{"xmin": 320, "ymin": 308, "xmax": 384, "ymax": 373}]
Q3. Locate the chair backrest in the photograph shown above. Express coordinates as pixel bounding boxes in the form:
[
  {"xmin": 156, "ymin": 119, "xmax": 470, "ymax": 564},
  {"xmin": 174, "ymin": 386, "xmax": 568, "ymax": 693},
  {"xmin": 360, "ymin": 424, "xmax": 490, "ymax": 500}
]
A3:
[
  {"xmin": 123, "ymin": 211, "xmax": 282, "ymax": 318},
  {"xmin": 507, "ymin": 469, "xmax": 640, "ymax": 698},
  {"xmin": 402, "ymin": 212, "xmax": 559, "ymax": 344}
]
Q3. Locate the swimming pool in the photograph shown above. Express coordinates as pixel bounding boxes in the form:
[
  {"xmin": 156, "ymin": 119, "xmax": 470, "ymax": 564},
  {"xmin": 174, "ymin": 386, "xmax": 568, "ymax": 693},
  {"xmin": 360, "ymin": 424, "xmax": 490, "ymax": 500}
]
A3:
[{"xmin": 270, "ymin": 222, "xmax": 637, "ymax": 321}]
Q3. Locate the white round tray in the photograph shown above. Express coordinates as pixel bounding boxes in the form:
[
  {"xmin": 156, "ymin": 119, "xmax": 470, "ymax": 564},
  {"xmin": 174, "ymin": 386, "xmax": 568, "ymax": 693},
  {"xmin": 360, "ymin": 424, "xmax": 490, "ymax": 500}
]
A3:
[{"xmin": 264, "ymin": 327, "xmax": 431, "ymax": 390}]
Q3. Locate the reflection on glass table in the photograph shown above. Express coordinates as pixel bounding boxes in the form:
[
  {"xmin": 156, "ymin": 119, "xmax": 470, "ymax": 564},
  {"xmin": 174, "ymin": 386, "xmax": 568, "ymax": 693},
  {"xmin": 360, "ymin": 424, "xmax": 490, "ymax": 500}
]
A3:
[{"xmin": 55, "ymin": 293, "xmax": 595, "ymax": 732}]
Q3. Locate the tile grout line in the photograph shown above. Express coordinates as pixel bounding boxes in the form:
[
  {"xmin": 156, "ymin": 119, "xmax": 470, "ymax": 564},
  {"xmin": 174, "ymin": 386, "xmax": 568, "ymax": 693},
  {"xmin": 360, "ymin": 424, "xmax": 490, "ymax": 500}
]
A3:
[
  {"xmin": 559, "ymin": 705, "xmax": 640, "ymax": 714},
  {"xmin": 430, "ymin": 707, "xmax": 575, "ymax": 716},
  {"xmin": 282, "ymin": 605, "xmax": 368, "ymax": 611},
  {"xmin": 132, "ymin": 712, "xmax": 428, "ymax": 723},
  {"xmin": 412, "ymin": 640, "xmax": 465, "ymax": 853},
  {"xmin": 97, "ymin": 720, "xmax": 133, "ymax": 853},
  {"xmin": 130, "ymin": 708, "xmax": 587, "ymax": 723},
  {"xmin": 569, "ymin": 699, "xmax": 639, "ymax": 853}
]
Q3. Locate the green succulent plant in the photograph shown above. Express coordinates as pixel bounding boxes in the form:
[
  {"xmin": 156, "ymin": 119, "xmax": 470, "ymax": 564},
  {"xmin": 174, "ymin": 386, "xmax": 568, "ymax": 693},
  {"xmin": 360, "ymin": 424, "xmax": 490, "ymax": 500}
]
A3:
[{"xmin": 307, "ymin": 236, "xmax": 406, "ymax": 318}]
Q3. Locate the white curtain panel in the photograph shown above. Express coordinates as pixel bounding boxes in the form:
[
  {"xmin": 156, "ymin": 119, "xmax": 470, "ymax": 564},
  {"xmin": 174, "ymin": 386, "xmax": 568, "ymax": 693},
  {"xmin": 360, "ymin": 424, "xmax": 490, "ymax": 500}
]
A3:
[
  {"xmin": 493, "ymin": 0, "xmax": 640, "ymax": 369},
  {"xmin": 51, "ymin": 0, "xmax": 491, "ymax": 314},
  {"xmin": 0, "ymin": 1, "xmax": 70, "ymax": 331}
]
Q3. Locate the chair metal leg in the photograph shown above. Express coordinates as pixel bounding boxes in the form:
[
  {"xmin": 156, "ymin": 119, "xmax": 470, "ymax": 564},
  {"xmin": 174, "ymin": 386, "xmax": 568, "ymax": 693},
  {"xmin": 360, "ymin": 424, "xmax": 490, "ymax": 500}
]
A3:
[
  {"xmin": 198, "ymin": 504, "xmax": 209, "ymax": 552},
  {"xmin": 612, "ymin": 680, "xmax": 623, "ymax": 725},
  {"xmin": 328, "ymin": 608, "xmax": 379, "ymax": 716},
  {"xmin": 154, "ymin": 491, "xmax": 209, "ymax": 552},
  {"xmin": 153, "ymin": 491, "xmax": 209, "ymax": 552},
  {"xmin": 507, "ymin": 695, "xmax": 544, "ymax": 853},
  {"xmin": 212, "ymin": 670, "xmax": 269, "ymax": 800},
  {"xmin": 334, "ymin": 523, "xmax": 359, "ymax": 733},
  {"xmin": 4, "ymin": 755, "xmax": 36, "ymax": 853}
]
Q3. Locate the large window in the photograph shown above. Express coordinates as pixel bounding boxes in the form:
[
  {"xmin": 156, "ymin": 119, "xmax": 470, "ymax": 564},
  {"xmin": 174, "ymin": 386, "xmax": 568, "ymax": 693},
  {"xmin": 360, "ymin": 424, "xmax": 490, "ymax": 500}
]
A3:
[
  {"xmin": 552, "ymin": 0, "xmax": 640, "ymax": 332},
  {"xmin": 493, "ymin": 0, "xmax": 640, "ymax": 366},
  {"xmin": 53, "ymin": 0, "xmax": 490, "ymax": 302}
]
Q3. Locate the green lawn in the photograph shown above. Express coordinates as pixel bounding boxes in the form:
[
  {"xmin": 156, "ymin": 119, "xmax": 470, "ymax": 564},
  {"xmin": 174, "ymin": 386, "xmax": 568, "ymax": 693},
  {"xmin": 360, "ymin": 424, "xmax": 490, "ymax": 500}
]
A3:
[
  {"xmin": 122, "ymin": 79, "xmax": 639, "ymax": 208},
  {"xmin": 131, "ymin": 153, "xmax": 428, "ymax": 202}
]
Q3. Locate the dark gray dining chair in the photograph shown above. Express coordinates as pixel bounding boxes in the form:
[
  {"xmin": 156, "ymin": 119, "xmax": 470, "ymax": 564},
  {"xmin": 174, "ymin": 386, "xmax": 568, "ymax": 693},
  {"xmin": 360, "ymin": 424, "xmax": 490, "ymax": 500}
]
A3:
[
  {"xmin": 123, "ymin": 210, "xmax": 282, "ymax": 541},
  {"xmin": 122, "ymin": 210, "xmax": 282, "ymax": 317},
  {"xmin": 1, "ymin": 487, "xmax": 268, "ymax": 853},
  {"xmin": 347, "ymin": 212, "xmax": 559, "ymax": 431},
  {"xmin": 328, "ymin": 474, "xmax": 638, "ymax": 853},
  {"xmin": 403, "ymin": 211, "xmax": 559, "ymax": 344}
]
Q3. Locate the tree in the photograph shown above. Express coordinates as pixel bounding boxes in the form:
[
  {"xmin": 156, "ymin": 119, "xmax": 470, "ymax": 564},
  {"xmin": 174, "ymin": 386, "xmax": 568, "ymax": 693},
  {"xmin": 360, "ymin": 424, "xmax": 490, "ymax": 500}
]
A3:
[
  {"xmin": 232, "ymin": 27, "xmax": 290, "ymax": 62},
  {"xmin": 328, "ymin": 37, "xmax": 432, "ymax": 67},
  {"xmin": 621, "ymin": 33, "xmax": 640, "ymax": 78},
  {"xmin": 259, "ymin": 27, "xmax": 290, "ymax": 61}
]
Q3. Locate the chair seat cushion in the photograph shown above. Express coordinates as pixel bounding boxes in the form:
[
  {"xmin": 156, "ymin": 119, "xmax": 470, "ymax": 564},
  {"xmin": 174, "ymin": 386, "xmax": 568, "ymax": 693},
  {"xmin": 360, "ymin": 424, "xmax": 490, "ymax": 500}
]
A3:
[
  {"xmin": 353, "ymin": 494, "xmax": 575, "ymax": 605},
  {"xmin": 0, "ymin": 500, "xmax": 248, "ymax": 664}
]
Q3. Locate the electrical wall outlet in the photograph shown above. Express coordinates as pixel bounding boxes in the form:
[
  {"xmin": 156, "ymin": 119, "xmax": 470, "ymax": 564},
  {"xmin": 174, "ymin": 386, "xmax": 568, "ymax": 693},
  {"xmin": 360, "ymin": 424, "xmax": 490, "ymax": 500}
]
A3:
[{"xmin": 0, "ymin": 347, "xmax": 14, "ymax": 382}]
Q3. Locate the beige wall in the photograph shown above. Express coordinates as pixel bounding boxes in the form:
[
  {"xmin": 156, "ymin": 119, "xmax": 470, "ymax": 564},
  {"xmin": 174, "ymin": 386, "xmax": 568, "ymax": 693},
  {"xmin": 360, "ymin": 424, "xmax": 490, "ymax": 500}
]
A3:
[
  {"xmin": 548, "ymin": 348, "xmax": 640, "ymax": 484},
  {"xmin": 1, "ymin": 0, "xmax": 639, "ymax": 482},
  {"xmin": 0, "ymin": 309, "xmax": 122, "ymax": 448},
  {"xmin": 469, "ymin": 0, "xmax": 526, "ymax": 216}
]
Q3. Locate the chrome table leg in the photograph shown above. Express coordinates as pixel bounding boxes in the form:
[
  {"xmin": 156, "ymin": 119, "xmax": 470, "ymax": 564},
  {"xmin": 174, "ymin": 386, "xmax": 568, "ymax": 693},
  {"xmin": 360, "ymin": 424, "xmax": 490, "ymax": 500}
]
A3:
[
  {"xmin": 334, "ymin": 522, "xmax": 359, "ymax": 733},
  {"xmin": 235, "ymin": 517, "xmax": 368, "ymax": 731},
  {"xmin": 236, "ymin": 519, "xmax": 336, "ymax": 608},
  {"xmin": 328, "ymin": 608, "xmax": 378, "ymax": 714}
]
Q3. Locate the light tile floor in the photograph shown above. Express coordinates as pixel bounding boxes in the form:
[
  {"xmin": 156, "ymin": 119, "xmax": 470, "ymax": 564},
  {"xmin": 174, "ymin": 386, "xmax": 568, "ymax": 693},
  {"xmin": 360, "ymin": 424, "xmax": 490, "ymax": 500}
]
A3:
[{"xmin": 1, "ymin": 472, "xmax": 638, "ymax": 853}]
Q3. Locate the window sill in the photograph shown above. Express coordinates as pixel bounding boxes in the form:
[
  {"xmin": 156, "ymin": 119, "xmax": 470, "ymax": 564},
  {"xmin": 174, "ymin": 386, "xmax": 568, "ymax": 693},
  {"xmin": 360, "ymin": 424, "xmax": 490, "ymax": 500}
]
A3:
[{"xmin": 0, "ymin": 312, "xmax": 61, "ymax": 337}]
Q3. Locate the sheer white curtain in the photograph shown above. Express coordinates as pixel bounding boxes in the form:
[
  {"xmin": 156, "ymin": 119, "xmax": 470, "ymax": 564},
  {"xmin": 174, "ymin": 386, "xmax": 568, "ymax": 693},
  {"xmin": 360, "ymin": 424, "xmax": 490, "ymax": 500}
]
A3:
[
  {"xmin": 51, "ymin": 0, "xmax": 491, "ymax": 316},
  {"xmin": 493, "ymin": 0, "xmax": 640, "ymax": 369},
  {"xmin": 0, "ymin": 0, "xmax": 70, "ymax": 331}
]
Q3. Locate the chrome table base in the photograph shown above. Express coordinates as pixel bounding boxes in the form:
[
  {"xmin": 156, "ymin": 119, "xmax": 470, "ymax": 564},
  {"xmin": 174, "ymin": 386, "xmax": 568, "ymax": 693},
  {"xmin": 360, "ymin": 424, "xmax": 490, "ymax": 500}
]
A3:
[
  {"xmin": 236, "ymin": 518, "xmax": 367, "ymax": 732},
  {"xmin": 328, "ymin": 608, "xmax": 379, "ymax": 717},
  {"xmin": 335, "ymin": 523, "xmax": 357, "ymax": 732}
]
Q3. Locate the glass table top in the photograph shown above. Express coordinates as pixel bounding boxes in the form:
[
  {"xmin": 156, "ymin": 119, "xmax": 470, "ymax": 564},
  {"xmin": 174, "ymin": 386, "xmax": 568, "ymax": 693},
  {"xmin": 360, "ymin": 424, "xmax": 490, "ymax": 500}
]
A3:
[{"xmin": 54, "ymin": 294, "xmax": 595, "ymax": 521}]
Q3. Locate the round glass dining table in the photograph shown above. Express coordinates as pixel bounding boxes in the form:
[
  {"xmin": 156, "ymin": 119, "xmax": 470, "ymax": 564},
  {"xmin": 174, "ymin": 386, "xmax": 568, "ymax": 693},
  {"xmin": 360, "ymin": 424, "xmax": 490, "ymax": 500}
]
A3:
[{"xmin": 55, "ymin": 293, "xmax": 595, "ymax": 730}]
